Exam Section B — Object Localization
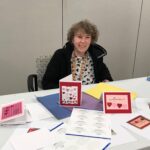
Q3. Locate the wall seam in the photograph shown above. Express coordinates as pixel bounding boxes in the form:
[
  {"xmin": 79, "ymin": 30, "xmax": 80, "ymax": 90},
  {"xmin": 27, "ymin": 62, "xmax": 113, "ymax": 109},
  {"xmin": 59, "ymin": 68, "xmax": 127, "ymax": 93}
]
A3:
[
  {"xmin": 62, "ymin": 0, "xmax": 64, "ymax": 47},
  {"xmin": 132, "ymin": 0, "xmax": 143, "ymax": 78}
]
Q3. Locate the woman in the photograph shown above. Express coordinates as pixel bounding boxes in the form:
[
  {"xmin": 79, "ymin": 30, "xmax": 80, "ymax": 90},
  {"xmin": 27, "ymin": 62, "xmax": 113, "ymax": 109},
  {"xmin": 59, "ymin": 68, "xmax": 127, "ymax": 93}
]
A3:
[{"xmin": 42, "ymin": 20, "xmax": 113, "ymax": 89}]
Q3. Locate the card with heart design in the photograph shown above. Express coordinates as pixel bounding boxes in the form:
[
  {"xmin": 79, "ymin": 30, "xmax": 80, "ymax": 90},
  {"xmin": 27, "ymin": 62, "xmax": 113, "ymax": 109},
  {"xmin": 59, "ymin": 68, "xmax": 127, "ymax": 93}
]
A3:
[
  {"xmin": 103, "ymin": 92, "xmax": 132, "ymax": 113},
  {"xmin": 59, "ymin": 75, "xmax": 82, "ymax": 107},
  {"xmin": 127, "ymin": 115, "xmax": 150, "ymax": 129}
]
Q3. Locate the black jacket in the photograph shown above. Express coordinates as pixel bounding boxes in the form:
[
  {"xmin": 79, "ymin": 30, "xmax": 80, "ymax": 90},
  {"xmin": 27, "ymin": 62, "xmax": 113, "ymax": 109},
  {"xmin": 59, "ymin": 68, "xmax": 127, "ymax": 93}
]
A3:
[{"xmin": 42, "ymin": 42, "xmax": 113, "ymax": 89}]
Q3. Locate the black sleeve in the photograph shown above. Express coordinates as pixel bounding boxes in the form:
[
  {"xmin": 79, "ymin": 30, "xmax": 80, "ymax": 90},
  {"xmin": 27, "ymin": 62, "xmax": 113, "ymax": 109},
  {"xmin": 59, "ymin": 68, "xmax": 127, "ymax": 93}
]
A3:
[
  {"xmin": 94, "ymin": 56, "xmax": 113, "ymax": 82},
  {"xmin": 99, "ymin": 62, "xmax": 113, "ymax": 81},
  {"xmin": 42, "ymin": 50, "xmax": 62, "ymax": 89}
]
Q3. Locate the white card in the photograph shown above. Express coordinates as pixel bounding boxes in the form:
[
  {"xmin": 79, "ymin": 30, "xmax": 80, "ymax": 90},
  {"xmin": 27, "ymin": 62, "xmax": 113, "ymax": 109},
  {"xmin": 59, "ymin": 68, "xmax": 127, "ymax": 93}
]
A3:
[{"xmin": 26, "ymin": 102, "xmax": 54, "ymax": 121}]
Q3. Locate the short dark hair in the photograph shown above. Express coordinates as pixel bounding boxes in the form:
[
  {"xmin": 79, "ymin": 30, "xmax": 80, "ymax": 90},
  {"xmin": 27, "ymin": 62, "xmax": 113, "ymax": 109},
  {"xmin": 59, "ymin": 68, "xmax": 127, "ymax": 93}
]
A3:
[{"xmin": 67, "ymin": 20, "xmax": 99, "ymax": 43}]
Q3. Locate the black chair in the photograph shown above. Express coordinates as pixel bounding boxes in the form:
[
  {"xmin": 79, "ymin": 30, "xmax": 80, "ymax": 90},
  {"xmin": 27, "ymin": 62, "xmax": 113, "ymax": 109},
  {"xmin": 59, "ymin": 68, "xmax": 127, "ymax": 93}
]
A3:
[{"xmin": 27, "ymin": 55, "xmax": 51, "ymax": 92}]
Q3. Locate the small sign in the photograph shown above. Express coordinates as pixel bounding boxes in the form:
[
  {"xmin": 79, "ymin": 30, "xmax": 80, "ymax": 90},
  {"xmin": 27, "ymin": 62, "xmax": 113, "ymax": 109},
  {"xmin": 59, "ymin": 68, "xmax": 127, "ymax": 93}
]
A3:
[
  {"xmin": 103, "ymin": 92, "xmax": 132, "ymax": 113},
  {"xmin": 0, "ymin": 100, "xmax": 24, "ymax": 122}
]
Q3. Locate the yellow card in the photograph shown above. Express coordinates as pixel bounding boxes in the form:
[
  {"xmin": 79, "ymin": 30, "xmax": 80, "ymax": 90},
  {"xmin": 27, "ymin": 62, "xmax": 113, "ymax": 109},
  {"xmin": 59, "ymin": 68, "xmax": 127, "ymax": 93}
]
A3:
[{"xmin": 84, "ymin": 83, "xmax": 137, "ymax": 100}]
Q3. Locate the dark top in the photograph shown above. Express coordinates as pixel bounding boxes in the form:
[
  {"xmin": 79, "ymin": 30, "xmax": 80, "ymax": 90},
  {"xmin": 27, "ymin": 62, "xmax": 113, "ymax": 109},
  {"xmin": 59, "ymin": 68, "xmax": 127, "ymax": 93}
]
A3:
[{"xmin": 42, "ymin": 42, "xmax": 113, "ymax": 89}]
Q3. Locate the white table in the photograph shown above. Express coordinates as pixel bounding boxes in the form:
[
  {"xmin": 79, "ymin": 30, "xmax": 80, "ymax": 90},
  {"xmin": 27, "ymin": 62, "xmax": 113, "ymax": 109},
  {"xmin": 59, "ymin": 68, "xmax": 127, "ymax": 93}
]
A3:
[{"xmin": 0, "ymin": 77, "xmax": 150, "ymax": 150}]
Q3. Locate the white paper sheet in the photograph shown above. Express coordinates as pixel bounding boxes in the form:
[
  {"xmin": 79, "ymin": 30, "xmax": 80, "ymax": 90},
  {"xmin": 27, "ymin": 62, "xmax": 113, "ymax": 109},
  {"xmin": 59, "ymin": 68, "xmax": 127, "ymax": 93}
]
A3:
[
  {"xmin": 120, "ymin": 111, "xmax": 150, "ymax": 140},
  {"xmin": 110, "ymin": 121, "xmax": 136, "ymax": 147},
  {"xmin": 66, "ymin": 108, "xmax": 111, "ymax": 139},
  {"xmin": 1, "ymin": 128, "xmax": 27, "ymax": 150},
  {"xmin": 26, "ymin": 102, "xmax": 54, "ymax": 121},
  {"xmin": 135, "ymin": 98, "xmax": 150, "ymax": 112},
  {"xmin": 2, "ymin": 120, "xmax": 110, "ymax": 150},
  {"xmin": 60, "ymin": 74, "xmax": 73, "ymax": 81},
  {"xmin": 10, "ymin": 128, "xmax": 52, "ymax": 150},
  {"xmin": 42, "ymin": 123, "xmax": 110, "ymax": 150}
]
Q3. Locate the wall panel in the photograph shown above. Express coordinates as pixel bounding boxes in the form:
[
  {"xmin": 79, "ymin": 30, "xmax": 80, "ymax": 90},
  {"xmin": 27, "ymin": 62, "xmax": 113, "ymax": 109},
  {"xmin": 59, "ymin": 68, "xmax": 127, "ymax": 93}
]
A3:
[
  {"xmin": 63, "ymin": 0, "xmax": 142, "ymax": 81},
  {"xmin": 133, "ymin": 0, "xmax": 150, "ymax": 78},
  {"xmin": 0, "ymin": 0, "xmax": 62, "ymax": 95}
]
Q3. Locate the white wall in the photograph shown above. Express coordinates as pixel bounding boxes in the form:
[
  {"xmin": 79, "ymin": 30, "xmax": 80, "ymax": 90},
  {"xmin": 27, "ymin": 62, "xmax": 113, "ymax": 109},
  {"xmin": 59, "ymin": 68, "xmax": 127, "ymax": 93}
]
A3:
[
  {"xmin": 0, "ymin": 0, "xmax": 149, "ymax": 95},
  {"xmin": 63, "ymin": 0, "xmax": 142, "ymax": 80},
  {"xmin": 133, "ymin": 0, "xmax": 150, "ymax": 77},
  {"xmin": 0, "ymin": 0, "xmax": 62, "ymax": 95}
]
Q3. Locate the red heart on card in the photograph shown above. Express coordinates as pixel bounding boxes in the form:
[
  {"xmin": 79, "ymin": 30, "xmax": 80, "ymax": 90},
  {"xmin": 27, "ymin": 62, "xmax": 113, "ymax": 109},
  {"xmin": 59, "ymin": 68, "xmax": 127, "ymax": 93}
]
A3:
[
  {"xmin": 117, "ymin": 103, "xmax": 122, "ymax": 108},
  {"xmin": 135, "ymin": 120, "xmax": 139, "ymax": 123},
  {"xmin": 107, "ymin": 102, "xmax": 112, "ymax": 107}
]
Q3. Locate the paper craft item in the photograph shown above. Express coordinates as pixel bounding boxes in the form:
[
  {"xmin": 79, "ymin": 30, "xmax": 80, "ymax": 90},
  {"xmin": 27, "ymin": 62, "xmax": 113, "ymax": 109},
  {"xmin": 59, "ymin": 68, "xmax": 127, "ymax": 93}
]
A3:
[
  {"xmin": 0, "ymin": 100, "xmax": 24, "ymax": 123},
  {"xmin": 127, "ymin": 115, "xmax": 150, "ymax": 129},
  {"xmin": 59, "ymin": 74, "xmax": 82, "ymax": 107},
  {"xmin": 66, "ymin": 108, "xmax": 111, "ymax": 139},
  {"xmin": 84, "ymin": 83, "xmax": 137, "ymax": 100},
  {"xmin": 36, "ymin": 93, "xmax": 72, "ymax": 119},
  {"xmin": 81, "ymin": 92, "xmax": 103, "ymax": 111},
  {"xmin": 103, "ymin": 92, "xmax": 132, "ymax": 113},
  {"xmin": 0, "ymin": 109, "xmax": 31, "ymax": 125},
  {"xmin": 26, "ymin": 102, "xmax": 54, "ymax": 121},
  {"xmin": 37, "ymin": 92, "xmax": 103, "ymax": 120}
]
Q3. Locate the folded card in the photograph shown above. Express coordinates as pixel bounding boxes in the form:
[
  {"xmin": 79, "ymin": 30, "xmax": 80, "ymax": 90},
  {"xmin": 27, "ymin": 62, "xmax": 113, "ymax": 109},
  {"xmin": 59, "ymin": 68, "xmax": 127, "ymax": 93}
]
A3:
[
  {"xmin": 59, "ymin": 74, "xmax": 82, "ymax": 107},
  {"xmin": 0, "ymin": 100, "xmax": 24, "ymax": 123},
  {"xmin": 103, "ymin": 92, "xmax": 132, "ymax": 113}
]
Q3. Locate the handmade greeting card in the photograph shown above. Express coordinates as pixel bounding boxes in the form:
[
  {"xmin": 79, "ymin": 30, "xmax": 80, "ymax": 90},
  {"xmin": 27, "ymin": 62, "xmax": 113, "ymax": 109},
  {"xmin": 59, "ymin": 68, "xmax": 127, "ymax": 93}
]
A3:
[
  {"xmin": 103, "ymin": 92, "xmax": 132, "ymax": 113},
  {"xmin": 59, "ymin": 74, "xmax": 82, "ymax": 107},
  {"xmin": 0, "ymin": 100, "xmax": 24, "ymax": 123},
  {"xmin": 127, "ymin": 115, "xmax": 150, "ymax": 129}
]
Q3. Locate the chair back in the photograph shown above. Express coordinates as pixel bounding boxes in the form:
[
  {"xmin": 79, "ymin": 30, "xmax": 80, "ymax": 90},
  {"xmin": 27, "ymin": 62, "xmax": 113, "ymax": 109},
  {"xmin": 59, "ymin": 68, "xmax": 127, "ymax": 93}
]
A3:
[{"xmin": 36, "ymin": 55, "xmax": 51, "ymax": 89}]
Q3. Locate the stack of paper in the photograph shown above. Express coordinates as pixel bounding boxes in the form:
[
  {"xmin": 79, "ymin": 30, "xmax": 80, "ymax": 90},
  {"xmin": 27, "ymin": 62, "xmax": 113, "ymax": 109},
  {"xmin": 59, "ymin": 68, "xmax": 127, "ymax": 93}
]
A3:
[
  {"xmin": 26, "ymin": 102, "xmax": 55, "ymax": 121},
  {"xmin": 36, "ymin": 92, "xmax": 103, "ymax": 120},
  {"xmin": 44, "ymin": 123, "xmax": 110, "ymax": 150},
  {"xmin": 84, "ymin": 83, "xmax": 137, "ymax": 100},
  {"xmin": 66, "ymin": 108, "xmax": 111, "ymax": 139},
  {"xmin": 0, "ymin": 110, "xmax": 31, "ymax": 125},
  {"xmin": 2, "ymin": 122, "xmax": 110, "ymax": 150},
  {"xmin": 36, "ymin": 93, "xmax": 72, "ymax": 119},
  {"xmin": 10, "ymin": 129, "xmax": 52, "ymax": 150}
]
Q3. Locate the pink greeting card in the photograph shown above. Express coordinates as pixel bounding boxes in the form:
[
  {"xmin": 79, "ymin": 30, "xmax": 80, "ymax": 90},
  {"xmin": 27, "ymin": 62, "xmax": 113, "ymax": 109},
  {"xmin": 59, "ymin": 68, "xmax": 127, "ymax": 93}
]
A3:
[
  {"xmin": 103, "ymin": 92, "xmax": 132, "ymax": 113},
  {"xmin": 127, "ymin": 115, "xmax": 150, "ymax": 129},
  {"xmin": 59, "ymin": 75, "xmax": 82, "ymax": 107},
  {"xmin": 0, "ymin": 100, "xmax": 24, "ymax": 122}
]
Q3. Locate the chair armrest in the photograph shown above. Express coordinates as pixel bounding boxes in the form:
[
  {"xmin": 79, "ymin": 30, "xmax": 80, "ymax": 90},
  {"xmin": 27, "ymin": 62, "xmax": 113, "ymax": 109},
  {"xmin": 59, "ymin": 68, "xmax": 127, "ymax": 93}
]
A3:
[{"xmin": 27, "ymin": 74, "xmax": 38, "ymax": 92}]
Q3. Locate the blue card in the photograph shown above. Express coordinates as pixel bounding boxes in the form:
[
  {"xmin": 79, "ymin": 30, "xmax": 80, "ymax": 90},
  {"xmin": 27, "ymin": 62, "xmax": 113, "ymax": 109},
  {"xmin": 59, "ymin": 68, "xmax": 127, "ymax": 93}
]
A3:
[{"xmin": 36, "ymin": 93, "xmax": 71, "ymax": 119}]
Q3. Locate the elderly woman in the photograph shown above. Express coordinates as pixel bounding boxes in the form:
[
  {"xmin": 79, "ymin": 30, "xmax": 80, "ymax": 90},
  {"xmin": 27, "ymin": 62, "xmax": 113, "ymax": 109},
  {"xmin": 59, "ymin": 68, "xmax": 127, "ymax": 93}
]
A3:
[{"xmin": 42, "ymin": 20, "xmax": 113, "ymax": 89}]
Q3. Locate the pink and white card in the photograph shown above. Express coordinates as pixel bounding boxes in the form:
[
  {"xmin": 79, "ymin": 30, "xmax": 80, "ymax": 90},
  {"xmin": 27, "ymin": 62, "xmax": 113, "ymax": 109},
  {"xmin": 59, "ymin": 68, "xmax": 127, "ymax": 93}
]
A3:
[
  {"xmin": 59, "ymin": 74, "xmax": 82, "ymax": 107},
  {"xmin": 0, "ymin": 100, "xmax": 24, "ymax": 123},
  {"xmin": 103, "ymin": 92, "xmax": 132, "ymax": 113}
]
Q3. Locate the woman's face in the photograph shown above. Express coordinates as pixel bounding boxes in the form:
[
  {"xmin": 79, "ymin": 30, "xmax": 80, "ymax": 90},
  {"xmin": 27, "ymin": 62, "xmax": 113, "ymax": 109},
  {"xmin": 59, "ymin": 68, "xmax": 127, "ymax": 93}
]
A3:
[{"xmin": 72, "ymin": 31, "xmax": 92, "ymax": 56}]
